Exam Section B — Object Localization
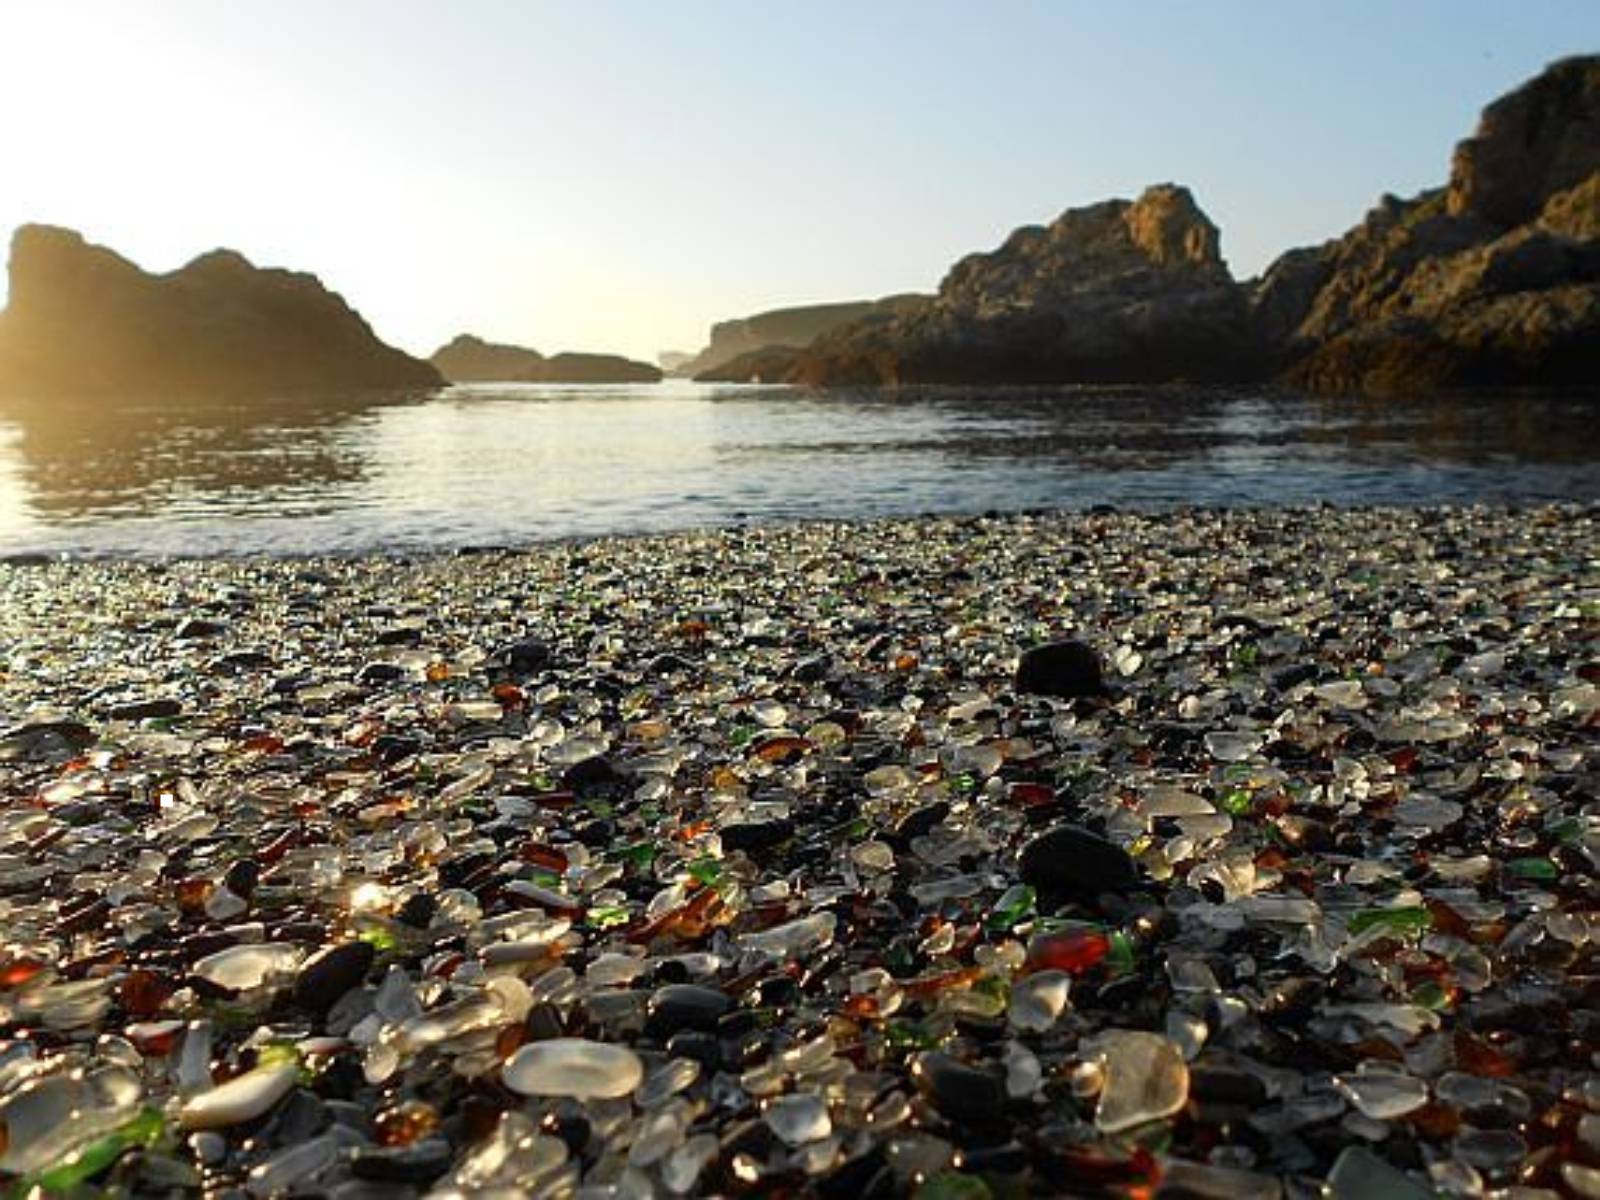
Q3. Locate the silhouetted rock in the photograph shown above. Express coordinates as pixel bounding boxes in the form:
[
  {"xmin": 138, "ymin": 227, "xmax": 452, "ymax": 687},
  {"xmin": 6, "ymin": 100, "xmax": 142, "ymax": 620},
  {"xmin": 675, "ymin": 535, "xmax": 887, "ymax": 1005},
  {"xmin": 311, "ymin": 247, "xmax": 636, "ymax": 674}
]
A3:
[
  {"xmin": 430, "ymin": 335, "xmax": 662, "ymax": 384},
  {"xmin": 430, "ymin": 334, "xmax": 546, "ymax": 382},
  {"xmin": 0, "ymin": 226, "xmax": 441, "ymax": 396},
  {"xmin": 681, "ymin": 295, "xmax": 930, "ymax": 379},
  {"xmin": 780, "ymin": 184, "xmax": 1259, "ymax": 386}
]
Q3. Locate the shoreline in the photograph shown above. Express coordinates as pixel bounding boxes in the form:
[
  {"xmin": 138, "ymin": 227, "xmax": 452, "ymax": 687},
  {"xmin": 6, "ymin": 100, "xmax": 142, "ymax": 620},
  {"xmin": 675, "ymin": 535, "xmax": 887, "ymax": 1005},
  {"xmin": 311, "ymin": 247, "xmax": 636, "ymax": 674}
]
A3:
[
  {"xmin": 1, "ymin": 505, "xmax": 1596, "ymax": 1194},
  {"xmin": 3, "ymin": 496, "xmax": 1598, "ymax": 566}
]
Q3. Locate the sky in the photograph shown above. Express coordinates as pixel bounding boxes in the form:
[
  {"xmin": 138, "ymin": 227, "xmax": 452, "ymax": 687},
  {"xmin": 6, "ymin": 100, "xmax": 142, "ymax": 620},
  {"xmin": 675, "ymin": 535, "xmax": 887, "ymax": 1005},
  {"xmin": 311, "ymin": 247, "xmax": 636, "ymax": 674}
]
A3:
[{"xmin": 0, "ymin": 2, "xmax": 1594, "ymax": 364}]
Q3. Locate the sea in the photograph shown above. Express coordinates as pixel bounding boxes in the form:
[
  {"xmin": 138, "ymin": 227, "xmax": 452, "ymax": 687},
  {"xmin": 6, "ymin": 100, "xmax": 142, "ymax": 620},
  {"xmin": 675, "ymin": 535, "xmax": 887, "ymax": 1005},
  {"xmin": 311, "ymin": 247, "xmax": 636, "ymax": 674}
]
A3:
[{"xmin": 0, "ymin": 382, "xmax": 1595, "ymax": 557}]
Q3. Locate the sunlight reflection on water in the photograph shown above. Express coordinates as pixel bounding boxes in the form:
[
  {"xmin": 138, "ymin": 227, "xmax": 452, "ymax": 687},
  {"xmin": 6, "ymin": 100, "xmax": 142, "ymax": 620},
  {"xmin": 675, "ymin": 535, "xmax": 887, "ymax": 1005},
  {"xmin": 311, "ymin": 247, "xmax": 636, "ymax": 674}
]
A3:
[{"xmin": 0, "ymin": 382, "xmax": 1594, "ymax": 556}]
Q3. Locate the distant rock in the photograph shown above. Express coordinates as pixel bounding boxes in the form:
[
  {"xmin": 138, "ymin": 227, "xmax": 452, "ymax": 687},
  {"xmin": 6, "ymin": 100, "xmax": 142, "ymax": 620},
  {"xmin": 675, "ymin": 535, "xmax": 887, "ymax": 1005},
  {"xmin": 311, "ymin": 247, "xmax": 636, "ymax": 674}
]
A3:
[
  {"xmin": 536, "ymin": 353, "xmax": 662, "ymax": 384},
  {"xmin": 681, "ymin": 295, "xmax": 930, "ymax": 379},
  {"xmin": 429, "ymin": 335, "xmax": 662, "ymax": 384},
  {"xmin": 657, "ymin": 350, "xmax": 693, "ymax": 373},
  {"xmin": 774, "ymin": 184, "xmax": 1259, "ymax": 386},
  {"xmin": 430, "ymin": 334, "xmax": 546, "ymax": 382},
  {"xmin": 0, "ymin": 226, "xmax": 441, "ymax": 396}
]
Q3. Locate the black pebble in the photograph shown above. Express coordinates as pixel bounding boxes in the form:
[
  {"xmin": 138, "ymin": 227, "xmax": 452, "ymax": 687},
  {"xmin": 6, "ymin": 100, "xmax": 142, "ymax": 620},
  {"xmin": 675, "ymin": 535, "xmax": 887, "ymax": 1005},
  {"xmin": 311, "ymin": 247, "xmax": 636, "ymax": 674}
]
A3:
[{"xmin": 1014, "ymin": 639, "xmax": 1107, "ymax": 699}]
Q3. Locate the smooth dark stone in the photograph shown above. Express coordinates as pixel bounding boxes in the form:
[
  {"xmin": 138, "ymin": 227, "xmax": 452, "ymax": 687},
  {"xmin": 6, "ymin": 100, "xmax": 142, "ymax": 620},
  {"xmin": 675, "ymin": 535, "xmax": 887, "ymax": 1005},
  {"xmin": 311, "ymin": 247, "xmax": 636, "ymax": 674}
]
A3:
[
  {"xmin": 489, "ymin": 637, "xmax": 553, "ymax": 676},
  {"xmin": 0, "ymin": 720, "xmax": 95, "ymax": 753},
  {"xmin": 791, "ymin": 655, "xmax": 831, "ymax": 682},
  {"xmin": 717, "ymin": 818, "xmax": 794, "ymax": 853},
  {"xmin": 892, "ymin": 801, "xmax": 951, "ymax": 845},
  {"xmin": 646, "ymin": 652, "xmax": 696, "ymax": 676},
  {"xmin": 294, "ymin": 940, "xmax": 376, "ymax": 1012},
  {"xmin": 314, "ymin": 1054, "xmax": 364, "ymax": 1101},
  {"xmin": 1188, "ymin": 1065, "xmax": 1269, "ymax": 1110},
  {"xmin": 1276, "ymin": 814, "xmax": 1333, "ymax": 851},
  {"xmin": 268, "ymin": 1088, "xmax": 331, "ymax": 1142},
  {"xmin": 524, "ymin": 1002, "xmax": 565, "ymax": 1041},
  {"xmin": 375, "ymin": 626, "xmax": 423, "ymax": 646},
  {"xmin": 817, "ymin": 1146, "xmax": 896, "ymax": 1200},
  {"xmin": 174, "ymin": 617, "xmax": 227, "ymax": 639},
  {"xmin": 436, "ymin": 851, "xmax": 495, "ymax": 890},
  {"xmin": 325, "ymin": 1100, "xmax": 375, "ymax": 1135},
  {"xmin": 1018, "ymin": 824, "xmax": 1140, "ymax": 894},
  {"xmin": 756, "ymin": 976, "xmax": 799, "ymax": 1007},
  {"xmin": 350, "ymin": 1139, "xmax": 452, "ymax": 1184},
  {"xmin": 208, "ymin": 649, "xmax": 275, "ymax": 673},
  {"xmin": 956, "ymin": 1140, "xmax": 1029, "ymax": 1175},
  {"xmin": 1270, "ymin": 663, "xmax": 1321, "ymax": 692},
  {"xmin": 910, "ymin": 1051, "xmax": 1006, "ymax": 1126},
  {"xmin": 664, "ymin": 1030, "xmax": 722, "ymax": 1070},
  {"xmin": 395, "ymin": 891, "xmax": 437, "ymax": 928},
  {"xmin": 1261, "ymin": 976, "xmax": 1326, "ymax": 1018},
  {"xmin": 1014, "ymin": 639, "xmax": 1107, "ymax": 699},
  {"xmin": 374, "ymin": 738, "xmax": 424, "ymax": 771},
  {"xmin": 50, "ymin": 800, "xmax": 107, "ymax": 827},
  {"xmin": 108, "ymin": 697, "xmax": 182, "ymax": 721},
  {"xmin": 560, "ymin": 755, "xmax": 625, "ymax": 796},
  {"xmin": 542, "ymin": 1111, "xmax": 591, "ymax": 1156},
  {"xmin": 572, "ymin": 817, "xmax": 616, "ymax": 847},
  {"xmin": 646, "ymin": 983, "xmax": 733, "ymax": 1039},
  {"xmin": 223, "ymin": 858, "xmax": 260, "ymax": 898}
]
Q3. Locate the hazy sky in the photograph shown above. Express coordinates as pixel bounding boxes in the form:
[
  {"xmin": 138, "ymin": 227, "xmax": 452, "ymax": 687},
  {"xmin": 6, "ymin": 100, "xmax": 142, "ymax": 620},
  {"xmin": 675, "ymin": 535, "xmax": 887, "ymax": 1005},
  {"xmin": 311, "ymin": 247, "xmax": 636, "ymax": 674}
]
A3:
[{"xmin": 0, "ymin": 2, "xmax": 1593, "ymax": 363}]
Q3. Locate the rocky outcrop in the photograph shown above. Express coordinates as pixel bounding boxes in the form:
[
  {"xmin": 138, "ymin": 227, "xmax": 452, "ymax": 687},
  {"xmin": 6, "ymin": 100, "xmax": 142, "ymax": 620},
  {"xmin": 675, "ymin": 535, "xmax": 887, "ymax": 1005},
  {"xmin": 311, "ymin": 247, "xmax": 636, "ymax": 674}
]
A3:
[
  {"xmin": 430, "ymin": 335, "xmax": 662, "ymax": 384},
  {"xmin": 680, "ymin": 295, "xmax": 929, "ymax": 378},
  {"xmin": 1447, "ymin": 56, "xmax": 1600, "ymax": 228},
  {"xmin": 732, "ymin": 56, "xmax": 1599, "ymax": 395},
  {"xmin": 1275, "ymin": 55, "xmax": 1600, "ymax": 394},
  {"xmin": 738, "ymin": 184, "xmax": 1260, "ymax": 386},
  {"xmin": 430, "ymin": 334, "xmax": 547, "ymax": 382},
  {"xmin": 0, "ymin": 226, "xmax": 441, "ymax": 395}
]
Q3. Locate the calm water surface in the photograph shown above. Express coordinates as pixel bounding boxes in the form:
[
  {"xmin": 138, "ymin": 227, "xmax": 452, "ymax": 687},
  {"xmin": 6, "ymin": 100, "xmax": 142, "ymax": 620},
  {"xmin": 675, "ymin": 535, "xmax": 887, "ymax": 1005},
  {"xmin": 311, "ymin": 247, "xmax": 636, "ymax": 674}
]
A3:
[{"xmin": 0, "ymin": 382, "xmax": 1595, "ymax": 556}]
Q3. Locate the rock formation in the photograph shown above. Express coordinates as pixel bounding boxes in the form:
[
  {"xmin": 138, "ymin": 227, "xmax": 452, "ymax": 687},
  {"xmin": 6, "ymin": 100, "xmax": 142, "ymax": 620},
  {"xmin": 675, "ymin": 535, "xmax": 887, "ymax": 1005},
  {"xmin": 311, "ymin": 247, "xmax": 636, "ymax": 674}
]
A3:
[
  {"xmin": 1275, "ymin": 56, "xmax": 1600, "ymax": 393},
  {"xmin": 704, "ymin": 185, "xmax": 1257, "ymax": 385},
  {"xmin": 705, "ymin": 56, "xmax": 1599, "ymax": 395},
  {"xmin": 0, "ymin": 226, "xmax": 441, "ymax": 395},
  {"xmin": 429, "ymin": 334, "xmax": 547, "ymax": 382},
  {"xmin": 679, "ymin": 295, "xmax": 930, "ymax": 378},
  {"xmin": 429, "ymin": 335, "xmax": 662, "ymax": 384}
]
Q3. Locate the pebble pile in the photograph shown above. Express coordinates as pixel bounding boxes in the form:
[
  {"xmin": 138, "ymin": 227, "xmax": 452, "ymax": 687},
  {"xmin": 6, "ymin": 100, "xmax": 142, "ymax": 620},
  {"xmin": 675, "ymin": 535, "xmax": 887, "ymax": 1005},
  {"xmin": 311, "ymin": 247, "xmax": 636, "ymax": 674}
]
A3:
[{"xmin": 0, "ymin": 504, "xmax": 1596, "ymax": 1198}]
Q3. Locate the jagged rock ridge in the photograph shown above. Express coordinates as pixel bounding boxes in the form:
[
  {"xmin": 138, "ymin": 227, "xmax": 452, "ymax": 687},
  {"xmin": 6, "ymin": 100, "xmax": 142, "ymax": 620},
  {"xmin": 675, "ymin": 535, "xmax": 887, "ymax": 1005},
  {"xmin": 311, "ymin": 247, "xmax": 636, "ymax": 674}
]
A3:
[{"xmin": 0, "ymin": 226, "xmax": 441, "ymax": 395}]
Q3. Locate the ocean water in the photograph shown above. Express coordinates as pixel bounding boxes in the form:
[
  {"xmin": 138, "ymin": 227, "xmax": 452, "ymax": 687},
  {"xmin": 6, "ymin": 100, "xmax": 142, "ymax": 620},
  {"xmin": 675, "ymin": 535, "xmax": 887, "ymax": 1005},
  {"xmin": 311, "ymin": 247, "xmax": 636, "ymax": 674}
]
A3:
[{"xmin": 0, "ymin": 382, "xmax": 1594, "ymax": 556}]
